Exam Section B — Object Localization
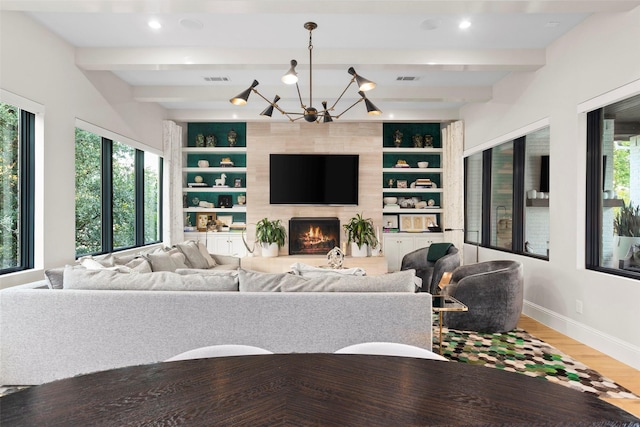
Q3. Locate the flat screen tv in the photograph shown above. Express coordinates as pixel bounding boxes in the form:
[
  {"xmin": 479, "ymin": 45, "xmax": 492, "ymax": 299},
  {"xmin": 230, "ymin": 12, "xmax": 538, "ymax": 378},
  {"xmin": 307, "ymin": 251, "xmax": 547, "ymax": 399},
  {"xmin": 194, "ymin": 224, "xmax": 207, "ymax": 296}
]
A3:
[{"xmin": 270, "ymin": 154, "xmax": 359, "ymax": 205}]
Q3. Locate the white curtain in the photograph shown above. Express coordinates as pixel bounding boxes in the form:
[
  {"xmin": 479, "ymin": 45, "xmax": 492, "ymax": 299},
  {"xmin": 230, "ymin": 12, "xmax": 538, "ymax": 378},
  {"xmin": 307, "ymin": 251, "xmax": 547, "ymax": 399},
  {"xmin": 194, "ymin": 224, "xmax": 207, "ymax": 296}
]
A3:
[
  {"xmin": 163, "ymin": 120, "xmax": 184, "ymax": 246},
  {"xmin": 442, "ymin": 120, "xmax": 465, "ymax": 257}
]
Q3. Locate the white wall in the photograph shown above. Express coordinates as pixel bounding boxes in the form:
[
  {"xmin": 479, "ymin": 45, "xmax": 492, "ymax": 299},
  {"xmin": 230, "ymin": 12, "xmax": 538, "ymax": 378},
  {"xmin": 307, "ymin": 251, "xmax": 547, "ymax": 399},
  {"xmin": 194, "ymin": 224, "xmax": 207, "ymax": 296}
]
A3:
[
  {"xmin": 0, "ymin": 12, "xmax": 167, "ymax": 287},
  {"xmin": 461, "ymin": 8, "xmax": 640, "ymax": 369}
]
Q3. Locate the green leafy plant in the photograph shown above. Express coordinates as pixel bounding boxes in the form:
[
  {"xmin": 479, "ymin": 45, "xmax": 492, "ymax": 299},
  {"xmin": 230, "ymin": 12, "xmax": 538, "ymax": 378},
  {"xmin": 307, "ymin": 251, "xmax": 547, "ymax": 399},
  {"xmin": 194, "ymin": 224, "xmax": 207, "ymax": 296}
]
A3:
[
  {"xmin": 343, "ymin": 213, "xmax": 378, "ymax": 249},
  {"xmin": 255, "ymin": 217, "xmax": 287, "ymax": 247},
  {"xmin": 614, "ymin": 202, "xmax": 640, "ymax": 237}
]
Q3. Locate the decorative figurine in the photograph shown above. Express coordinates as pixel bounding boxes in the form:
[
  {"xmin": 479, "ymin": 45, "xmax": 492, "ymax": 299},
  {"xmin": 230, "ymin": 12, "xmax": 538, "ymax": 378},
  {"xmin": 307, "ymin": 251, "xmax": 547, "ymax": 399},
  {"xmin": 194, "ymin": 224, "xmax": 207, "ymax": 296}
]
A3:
[
  {"xmin": 227, "ymin": 129, "xmax": 238, "ymax": 146},
  {"xmin": 195, "ymin": 133, "xmax": 205, "ymax": 147},
  {"xmin": 412, "ymin": 134, "xmax": 424, "ymax": 148},
  {"xmin": 214, "ymin": 173, "xmax": 227, "ymax": 186},
  {"xmin": 327, "ymin": 246, "xmax": 345, "ymax": 269},
  {"xmin": 424, "ymin": 134, "xmax": 433, "ymax": 147},
  {"xmin": 205, "ymin": 134, "xmax": 217, "ymax": 147},
  {"xmin": 237, "ymin": 194, "xmax": 246, "ymax": 205},
  {"xmin": 393, "ymin": 129, "xmax": 403, "ymax": 147},
  {"xmin": 387, "ymin": 178, "xmax": 395, "ymax": 188}
]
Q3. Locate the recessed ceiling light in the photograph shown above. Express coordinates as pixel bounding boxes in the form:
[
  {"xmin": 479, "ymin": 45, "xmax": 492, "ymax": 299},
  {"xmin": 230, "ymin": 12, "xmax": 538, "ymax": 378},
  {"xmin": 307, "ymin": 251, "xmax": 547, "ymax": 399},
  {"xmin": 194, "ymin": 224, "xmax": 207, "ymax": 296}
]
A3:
[
  {"xmin": 148, "ymin": 20, "xmax": 162, "ymax": 30},
  {"xmin": 459, "ymin": 20, "xmax": 471, "ymax": 30}
]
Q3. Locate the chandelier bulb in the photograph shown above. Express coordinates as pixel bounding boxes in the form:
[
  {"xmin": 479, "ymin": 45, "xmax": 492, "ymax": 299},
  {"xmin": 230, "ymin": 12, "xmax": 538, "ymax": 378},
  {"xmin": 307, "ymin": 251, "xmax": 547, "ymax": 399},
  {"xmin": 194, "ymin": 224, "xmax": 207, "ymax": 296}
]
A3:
[{"xmin": 282, "ymin": 59, "xmax": 299, "ymax": 84}]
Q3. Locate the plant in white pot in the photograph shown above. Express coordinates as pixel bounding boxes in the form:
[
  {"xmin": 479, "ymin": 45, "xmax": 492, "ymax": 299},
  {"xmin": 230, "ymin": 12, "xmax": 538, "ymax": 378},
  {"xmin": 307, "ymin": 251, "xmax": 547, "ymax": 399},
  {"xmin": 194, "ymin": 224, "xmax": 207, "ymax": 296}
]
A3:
[
  {"xmin": 613, "ymin": 202, "xmax": 640, "ymax": 266},
  {"xmin": 343, "ymin": 213, "xmax": 378, "ymax": 257},
  {"xmin": 255, "ymin": 217, "xmax": 287, "ymax": 257}
]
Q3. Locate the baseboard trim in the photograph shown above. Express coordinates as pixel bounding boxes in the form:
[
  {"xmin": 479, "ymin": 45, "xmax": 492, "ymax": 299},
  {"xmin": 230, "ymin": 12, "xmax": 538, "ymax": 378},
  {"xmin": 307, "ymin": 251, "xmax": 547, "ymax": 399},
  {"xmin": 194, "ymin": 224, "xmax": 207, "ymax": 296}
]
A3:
[{"xmin": 523, "ymin": 301, "xmax": 640, "ymax": 370}]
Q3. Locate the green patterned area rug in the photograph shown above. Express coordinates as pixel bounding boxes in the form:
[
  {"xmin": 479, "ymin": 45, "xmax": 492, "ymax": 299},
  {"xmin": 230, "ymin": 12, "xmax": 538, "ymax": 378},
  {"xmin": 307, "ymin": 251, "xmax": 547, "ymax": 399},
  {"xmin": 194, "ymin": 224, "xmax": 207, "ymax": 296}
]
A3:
[{"xmin": 434, "ymin": 326, "xmax": 638, "ymax": 399}]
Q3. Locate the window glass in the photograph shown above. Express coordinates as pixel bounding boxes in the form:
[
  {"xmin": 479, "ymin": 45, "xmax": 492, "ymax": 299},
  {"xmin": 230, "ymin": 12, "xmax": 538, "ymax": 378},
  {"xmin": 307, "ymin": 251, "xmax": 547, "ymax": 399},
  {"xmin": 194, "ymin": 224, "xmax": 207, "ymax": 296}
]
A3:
[
  {"xmin": 524, "ymin": 127, "xmax": 550, "ymax": 257},
  {"xmin": 75, "ymin": 129, "xmax": 103, "ymax": 256},
  {"xmin": 112, "ymin": 141, "xmax": 136, "ymax": 249},
  {"xmin": 599, "ymin": 94, "xmax": 640, "ymax": 273},
  {"xmin": 465, "ymin": 152, "xmax": 482, "ymax": 244},
  {"xmin": 144, "ymin": 152, "xmax": 161, "ymax": 244},
  {"xmin": 490, "ymin": 142, "xmax": 513, "ymax": 250},
  {"xmin": 0, "ymin": 103, "xmax": 20, "ymax": 270}
]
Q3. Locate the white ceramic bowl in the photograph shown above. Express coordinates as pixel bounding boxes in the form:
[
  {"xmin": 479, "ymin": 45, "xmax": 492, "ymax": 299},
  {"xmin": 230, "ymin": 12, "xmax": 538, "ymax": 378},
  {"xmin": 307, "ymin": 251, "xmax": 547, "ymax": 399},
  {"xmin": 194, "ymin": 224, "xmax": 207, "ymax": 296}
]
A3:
[
  {"xmin": 383, "ymin": 197, "xmax": 398, "ymax": 205},
  {"xmin": 417, "ymin": 161, "xmax": 429, "ymax": 168}
]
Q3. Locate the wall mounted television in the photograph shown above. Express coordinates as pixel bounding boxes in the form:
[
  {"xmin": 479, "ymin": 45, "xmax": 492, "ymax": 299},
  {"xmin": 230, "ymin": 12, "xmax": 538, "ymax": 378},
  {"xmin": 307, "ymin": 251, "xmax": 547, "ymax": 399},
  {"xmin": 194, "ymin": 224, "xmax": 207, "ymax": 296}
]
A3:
[{"xmin": 270, "ymin": 154, "xmax": 359, "ymax": 205}]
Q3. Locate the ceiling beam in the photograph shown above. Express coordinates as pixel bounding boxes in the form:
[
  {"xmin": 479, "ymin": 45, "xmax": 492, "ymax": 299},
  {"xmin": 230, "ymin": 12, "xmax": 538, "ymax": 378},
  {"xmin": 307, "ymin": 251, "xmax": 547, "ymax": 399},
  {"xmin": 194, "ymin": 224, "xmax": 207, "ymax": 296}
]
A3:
[{"xmin": 76, "ymin": 47, "xmax": 546, "ymax": 71}]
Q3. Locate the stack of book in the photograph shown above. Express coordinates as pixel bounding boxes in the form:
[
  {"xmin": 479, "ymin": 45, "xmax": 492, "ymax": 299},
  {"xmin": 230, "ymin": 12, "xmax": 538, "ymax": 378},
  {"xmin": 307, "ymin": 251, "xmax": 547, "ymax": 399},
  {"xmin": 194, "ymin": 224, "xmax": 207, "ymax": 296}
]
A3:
[
  {"xmin": 188, "ymin": 182, "xmax": 208, "ymax": 188},
  {"xmin": 415, "ymin": 178, "xmax": 432, "ymax": 188},
  {"xmin": 230, "ymin": 222, "xmax": 247, "ymax": 231}
]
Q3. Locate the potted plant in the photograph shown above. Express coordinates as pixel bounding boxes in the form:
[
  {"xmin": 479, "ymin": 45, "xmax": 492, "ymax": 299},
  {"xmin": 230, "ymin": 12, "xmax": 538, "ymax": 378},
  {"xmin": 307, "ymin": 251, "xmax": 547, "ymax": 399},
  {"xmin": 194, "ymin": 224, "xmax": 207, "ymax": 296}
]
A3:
[
  {"xmin": 255, "ymin": 217, "xmax": 287, "ymax": 257},
  {"xmin": 343, "ymin": 213, "xmax": 378, "ymax": 257},
  {"xmin": 613, "ymin": 202, "xmax": 640, "ymax": 265}
]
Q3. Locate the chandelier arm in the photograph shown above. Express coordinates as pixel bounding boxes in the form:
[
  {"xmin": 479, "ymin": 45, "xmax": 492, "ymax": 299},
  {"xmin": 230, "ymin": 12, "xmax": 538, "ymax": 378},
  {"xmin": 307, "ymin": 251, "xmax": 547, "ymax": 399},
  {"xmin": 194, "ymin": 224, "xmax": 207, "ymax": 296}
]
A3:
[
  {"xmin": 252, "ymin": 88, "xmax": 298, "ymax": 122},
  {"xmin": 295, "ymin": 82, "xmax": 307, "ymax": 110},
  {"xmin": 335, "ymin": 98, "xmax": 364, "ymax": 119},
  {"xmin": 326, "ymin": 77, "xmax": 357, "ymax": 112}
]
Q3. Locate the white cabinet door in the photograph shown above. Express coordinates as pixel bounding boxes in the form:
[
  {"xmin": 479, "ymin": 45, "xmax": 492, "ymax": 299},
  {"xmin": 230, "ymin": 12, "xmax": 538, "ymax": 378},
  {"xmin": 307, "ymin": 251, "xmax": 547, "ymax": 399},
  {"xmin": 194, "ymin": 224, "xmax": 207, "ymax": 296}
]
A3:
[
  {"xmin": 383, "ymin": 233, "xmax": 445, "ymax": 271},
  {"xmin": 383, "ymin": 235, "xmax": 415, "ymax": 272},
  {"xmin": 208, "ymin": 233, "xmax": 247, "ymax": 257}
]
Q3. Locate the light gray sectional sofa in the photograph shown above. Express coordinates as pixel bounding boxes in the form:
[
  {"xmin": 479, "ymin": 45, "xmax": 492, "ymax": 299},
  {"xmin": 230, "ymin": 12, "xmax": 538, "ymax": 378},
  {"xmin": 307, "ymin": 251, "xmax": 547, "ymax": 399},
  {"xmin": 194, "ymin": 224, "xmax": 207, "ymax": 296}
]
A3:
[{"xmin": 0, "ymin": 245, "xmax": 433, "ymax": 385}]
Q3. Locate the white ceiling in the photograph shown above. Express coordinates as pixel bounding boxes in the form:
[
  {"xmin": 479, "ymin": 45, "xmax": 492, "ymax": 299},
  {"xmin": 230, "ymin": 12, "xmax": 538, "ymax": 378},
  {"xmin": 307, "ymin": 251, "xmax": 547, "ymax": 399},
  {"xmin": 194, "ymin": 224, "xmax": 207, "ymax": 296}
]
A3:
[{"xmin": 5, "ymin": 1, "xmax": 640, "ymax": 122}]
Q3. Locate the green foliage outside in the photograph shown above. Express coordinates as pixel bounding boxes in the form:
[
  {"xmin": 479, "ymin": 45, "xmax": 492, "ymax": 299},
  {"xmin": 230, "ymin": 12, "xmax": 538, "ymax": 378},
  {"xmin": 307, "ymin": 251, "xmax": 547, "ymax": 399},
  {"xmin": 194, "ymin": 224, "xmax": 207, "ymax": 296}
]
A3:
[
  {"xmin": 0, "ymin": 103, "xmax": 19, "ymax": 269},
  {"xmin": 613, "ymin": 141, "xmax": 630, "ymax": 203},
  {"xmin": 75, "ymin": 129, "xmax": 161, "ymax": 257}
]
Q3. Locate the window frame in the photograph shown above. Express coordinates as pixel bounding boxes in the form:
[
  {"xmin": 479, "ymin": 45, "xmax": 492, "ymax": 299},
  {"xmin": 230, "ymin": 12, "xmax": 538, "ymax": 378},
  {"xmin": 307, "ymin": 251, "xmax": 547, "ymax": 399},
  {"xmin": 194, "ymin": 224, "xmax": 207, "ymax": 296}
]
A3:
[
  {"xmin": 0, "ymin": 107, "xmax": 35, "ymax": 275},
  {"xmin": 464, "ymin": 128, "xmax": 550, "ymax": 261},
  {"xmin": 75, "ymin": 128, "xmax": 163, "ymax": 258}
]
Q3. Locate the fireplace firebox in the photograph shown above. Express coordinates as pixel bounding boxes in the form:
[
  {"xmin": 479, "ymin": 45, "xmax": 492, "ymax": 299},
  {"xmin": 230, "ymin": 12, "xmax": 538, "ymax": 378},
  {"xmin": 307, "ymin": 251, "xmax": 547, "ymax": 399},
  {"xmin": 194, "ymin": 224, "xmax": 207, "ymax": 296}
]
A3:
[{"xmin": 289, "ymin": 217, "xmax": 340, "ymax": 255}]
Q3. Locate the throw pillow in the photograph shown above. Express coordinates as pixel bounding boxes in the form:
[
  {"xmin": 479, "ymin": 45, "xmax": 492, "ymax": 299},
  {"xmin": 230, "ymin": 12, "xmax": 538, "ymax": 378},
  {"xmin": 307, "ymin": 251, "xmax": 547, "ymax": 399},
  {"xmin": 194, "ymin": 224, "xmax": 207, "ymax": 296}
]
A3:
[
  {"xmin": 44, "ymin": 265, "xmax": 82, "ymax": 289},
  {"xmin": 62, "ymin": 267, "xmax": 239, "ymax": 291},
  {"xmin": 145, "ymin": 251, "xmax": 184, "ymax": 272},
  {"xmin": 197, "ymin": 241, "xmax": 217, "ymax": 268},
  {"xmin": 176, "ymin": 241, "xmax": 210, "ymax": 269},
  {"xmin": 426, "ymin": 243, "xmax": 453, "ymax": 262}
]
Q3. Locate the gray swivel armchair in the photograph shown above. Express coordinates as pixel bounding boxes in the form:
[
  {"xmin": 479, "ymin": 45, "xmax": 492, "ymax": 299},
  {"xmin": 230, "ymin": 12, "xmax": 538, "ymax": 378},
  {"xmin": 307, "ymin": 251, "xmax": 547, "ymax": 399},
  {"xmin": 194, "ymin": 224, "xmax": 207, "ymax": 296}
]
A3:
[
  {"xmin": 441, "ymin": 260, "xmax": 524, "ymax": 333},
  {"xmin": 400, "ymin": 243, "xmax": 460, "ymax": 294}
]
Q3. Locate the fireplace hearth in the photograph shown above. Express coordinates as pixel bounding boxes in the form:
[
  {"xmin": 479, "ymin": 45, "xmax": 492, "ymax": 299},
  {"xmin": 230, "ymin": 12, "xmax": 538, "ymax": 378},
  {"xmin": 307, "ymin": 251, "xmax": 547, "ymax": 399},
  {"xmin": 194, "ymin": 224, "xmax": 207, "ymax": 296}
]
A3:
[{"xmin": 289, "ymin": 217, "xmax": 340, "ymax": 255}]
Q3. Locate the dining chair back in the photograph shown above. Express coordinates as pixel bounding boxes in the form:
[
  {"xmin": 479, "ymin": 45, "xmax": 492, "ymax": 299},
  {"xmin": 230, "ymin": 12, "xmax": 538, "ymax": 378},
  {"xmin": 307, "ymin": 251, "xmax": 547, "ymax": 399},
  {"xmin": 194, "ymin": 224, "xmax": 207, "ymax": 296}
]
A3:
[
  {"xmin": 165, "ymin": 344, "xmax": 273, "ymax": 361},
  {"xmin": 335, "ymin": 342, "xmax": 447, "ymax": 361}
]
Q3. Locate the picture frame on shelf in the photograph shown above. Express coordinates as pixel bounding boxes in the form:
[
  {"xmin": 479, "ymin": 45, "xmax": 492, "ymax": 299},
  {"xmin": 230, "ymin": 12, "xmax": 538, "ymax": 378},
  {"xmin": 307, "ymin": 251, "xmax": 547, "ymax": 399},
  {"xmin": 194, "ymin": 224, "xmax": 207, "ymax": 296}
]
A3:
[
  {"xmin": 218, "ymin": 194, "xmax": 232, "ymax": 208},
  {"xmin": 234, "ymin": 178, "xmax": 242, "ymax": 188},
  {"xmin": 217, "ymin": 215, "xmax": 233, "ymax": 227},
  {"xmin": 399, "ymin": 214, "xmax": 438, "ymax": 232},
  {"xmin": 196, "ymin": 212, "xmax": 215, "ymax": 232},
  {"xmin": 383, "ymin": 214, "xmax": 399, "ymax": 230}
]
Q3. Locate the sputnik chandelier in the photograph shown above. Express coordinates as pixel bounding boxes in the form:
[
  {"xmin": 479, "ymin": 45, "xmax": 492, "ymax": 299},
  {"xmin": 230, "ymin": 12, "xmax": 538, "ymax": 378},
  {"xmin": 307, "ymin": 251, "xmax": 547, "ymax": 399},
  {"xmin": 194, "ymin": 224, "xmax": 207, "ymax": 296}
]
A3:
[{"xmin": 230, "ymin": 22, "xmax": 381, "ymax": 123}]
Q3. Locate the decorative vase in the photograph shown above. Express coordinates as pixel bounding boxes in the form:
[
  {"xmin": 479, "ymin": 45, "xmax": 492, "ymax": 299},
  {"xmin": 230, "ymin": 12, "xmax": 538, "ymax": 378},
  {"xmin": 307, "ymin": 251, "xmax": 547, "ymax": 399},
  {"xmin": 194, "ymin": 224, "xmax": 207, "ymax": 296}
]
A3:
[
  {"xmin": 424, "ymin": 134, "xmax": 433, "ymax": 147},
  {"xmin": 261, "ymin": 242, "xmax": 279, "ymax": 258},
  {"xmin": 412, "ymin": 134, "xmax": 424, "ymax": 148},
  {"xmin": 227, "ymin": 129, "xmax": 238, "ymax": 146},
  {"xmin": 205, "ymin": 134, "xmax": 217, "ymax": 147},
  {"xmin": 393, "ymin": 129, "xmax": 403, "ymax": 147},
  {"xmin": 195, "ymin": 134, "xmax": 205, "ymax": 147},
  {"xmin": 351, "ymin": 242, "xmax": 368, "ymax": 258}
]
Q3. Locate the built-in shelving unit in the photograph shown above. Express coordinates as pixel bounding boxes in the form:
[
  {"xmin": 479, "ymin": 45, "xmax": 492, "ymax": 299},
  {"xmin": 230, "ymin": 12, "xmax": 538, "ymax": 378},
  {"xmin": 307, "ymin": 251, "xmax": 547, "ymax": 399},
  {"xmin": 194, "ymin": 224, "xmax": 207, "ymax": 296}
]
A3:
[{"xmin": 182, "ymin": 123, "xmax": 247, "ymax": 229}]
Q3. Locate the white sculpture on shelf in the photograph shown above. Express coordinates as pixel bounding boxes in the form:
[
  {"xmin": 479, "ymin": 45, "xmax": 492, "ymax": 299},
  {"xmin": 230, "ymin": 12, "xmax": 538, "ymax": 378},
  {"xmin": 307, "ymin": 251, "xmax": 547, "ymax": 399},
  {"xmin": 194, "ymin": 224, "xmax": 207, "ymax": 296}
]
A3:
[{"xmin": 214, "ymin": 173, "xmax": 227, "ymax": 186}]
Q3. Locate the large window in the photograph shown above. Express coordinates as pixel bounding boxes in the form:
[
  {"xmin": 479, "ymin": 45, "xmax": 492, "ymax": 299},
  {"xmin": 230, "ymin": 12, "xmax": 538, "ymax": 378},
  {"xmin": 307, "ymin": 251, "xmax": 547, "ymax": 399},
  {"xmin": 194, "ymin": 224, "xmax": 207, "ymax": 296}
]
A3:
[
  {"xmin": 586, "ymin": 93, "xmax": 640, "ymax": 278},
  {"xmin": 0, "ymin": 102, "xmax": 34, "ymax": 275},
  {"xmin": 464, "ymin": 126, "xmax": 550, "ymax": 260},
  {"xmin": 75, "ymin": 127, "xmax": 162, "ymax": 257}
]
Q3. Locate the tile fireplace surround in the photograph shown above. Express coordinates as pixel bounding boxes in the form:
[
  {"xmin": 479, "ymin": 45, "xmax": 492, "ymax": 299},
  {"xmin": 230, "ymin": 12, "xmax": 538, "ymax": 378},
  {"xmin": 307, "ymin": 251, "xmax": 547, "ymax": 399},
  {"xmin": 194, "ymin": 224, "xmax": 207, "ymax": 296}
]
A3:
[{"xmin": 289, "ymin": 217, "xmax": 340, "ymax": 255}]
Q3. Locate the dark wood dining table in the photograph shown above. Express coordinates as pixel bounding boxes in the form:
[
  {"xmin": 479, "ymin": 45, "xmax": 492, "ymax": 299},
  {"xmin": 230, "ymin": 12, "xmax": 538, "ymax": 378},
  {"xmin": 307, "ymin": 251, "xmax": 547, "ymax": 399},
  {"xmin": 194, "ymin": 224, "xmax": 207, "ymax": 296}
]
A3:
[{"xmin": 2, "ymin": 353, "xmax": 638, "ymax": 426}]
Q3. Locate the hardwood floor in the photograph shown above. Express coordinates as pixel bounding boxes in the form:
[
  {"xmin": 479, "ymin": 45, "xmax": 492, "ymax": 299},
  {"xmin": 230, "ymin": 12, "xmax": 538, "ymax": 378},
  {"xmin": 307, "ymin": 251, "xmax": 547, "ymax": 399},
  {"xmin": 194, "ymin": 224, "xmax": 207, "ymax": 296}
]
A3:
[{"xmin": 518, "ymin": 315, "xmax": 640, "ymax": 418}]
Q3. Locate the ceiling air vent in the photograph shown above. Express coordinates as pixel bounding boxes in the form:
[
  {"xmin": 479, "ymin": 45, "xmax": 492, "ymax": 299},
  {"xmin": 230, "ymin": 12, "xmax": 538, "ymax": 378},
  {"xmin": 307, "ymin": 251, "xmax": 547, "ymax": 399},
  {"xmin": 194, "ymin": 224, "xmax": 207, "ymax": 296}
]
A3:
[
  {"xmin": 396, "ymin": 76, "xmax": 419, "ymax": 81},
  {"xmin": 204, "ymin": 77, "xmax": 230, "ymax": 82}
]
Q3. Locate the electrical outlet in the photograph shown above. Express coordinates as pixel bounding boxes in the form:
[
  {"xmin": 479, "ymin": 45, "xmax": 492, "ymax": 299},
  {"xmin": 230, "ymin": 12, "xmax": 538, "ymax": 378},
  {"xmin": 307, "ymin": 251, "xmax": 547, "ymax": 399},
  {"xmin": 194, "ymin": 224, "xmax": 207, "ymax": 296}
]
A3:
[{"xmin": 576, "ymin": 299, "xmax": 583, "ymax": 314}]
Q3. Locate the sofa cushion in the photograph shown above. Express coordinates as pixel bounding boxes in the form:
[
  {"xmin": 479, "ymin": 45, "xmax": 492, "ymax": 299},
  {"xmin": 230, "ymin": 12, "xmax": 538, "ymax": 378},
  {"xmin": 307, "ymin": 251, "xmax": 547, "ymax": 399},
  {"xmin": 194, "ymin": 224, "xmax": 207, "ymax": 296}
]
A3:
[
  {"xmin": 176, "ymin": 241, "xmax": 211, "ymax": 269},
  {"xmin": 44, "ymin": 265, "xmax": 80, "ymax": 289},
  {"xmin": 145, "ymin": 250, "xmax": 188, "ymax": 272},
  {"xmin": 62, "ymin": 267, "xmax": 239, "ymax": 291},
  {"xmin": 238, "ymin": 268, "xmax": 418, "ymax": 292},
  {"xmin": 289, "ymin": 262, "xmax": 366, "ymax": 278}
]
